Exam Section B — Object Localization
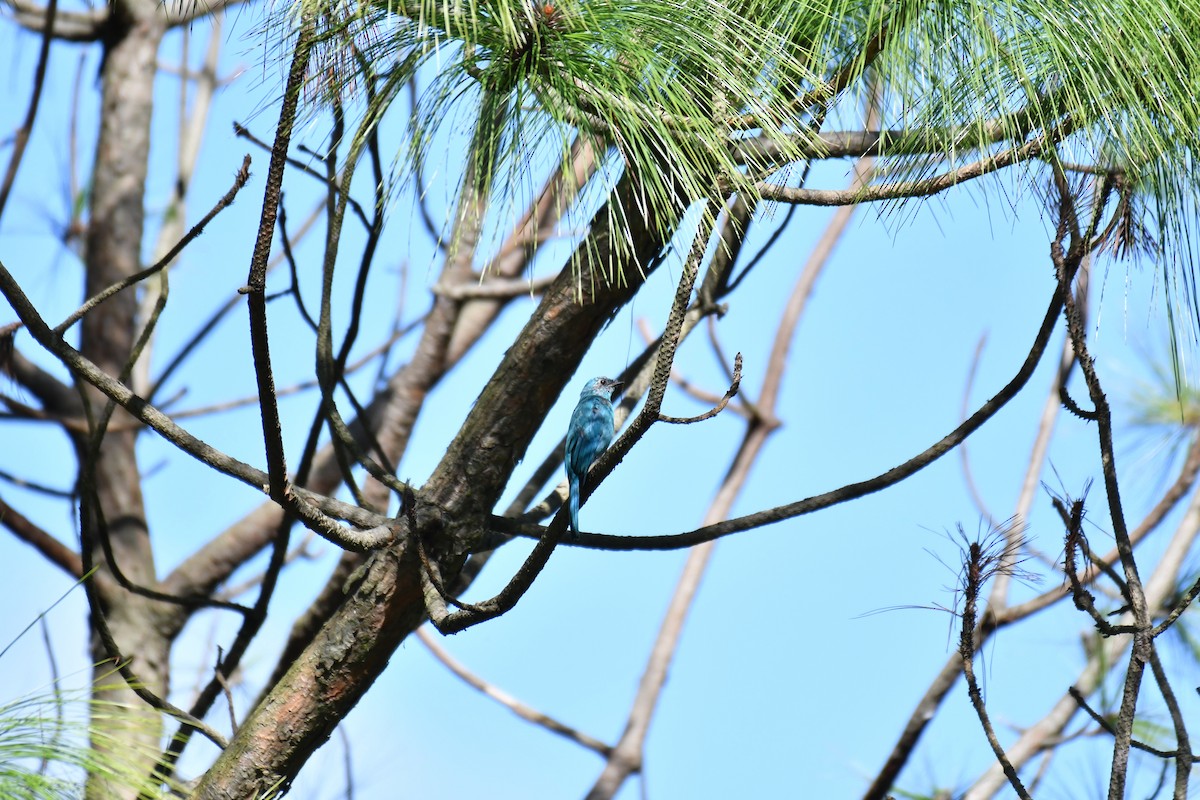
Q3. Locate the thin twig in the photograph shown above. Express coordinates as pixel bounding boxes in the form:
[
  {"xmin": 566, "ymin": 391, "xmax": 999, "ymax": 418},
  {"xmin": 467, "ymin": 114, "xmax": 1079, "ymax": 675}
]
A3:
[
  {"xmin": 758, "ymin": 115, "xmax": 1075, "ymax": 207},
  {"xmin": 1066, "ymin": 686, "xmax": 1184, "ymax": 760},
  {"xmin": 960, "ymin": 541, "xmax": 1033, "ymax": 800},
  {"xmin": 80, "ymin": 546, "xmax": 228, "ymax": 750},
  {"xmin": 1056, "ymin": 496, "xmax": 1136, "ymax": 636},
  {"xmin": 427, "ymin": 203, "xmax": 715, "ymax": 633},
  {"xmin": 959, "ymin": 335, "xmax": 1000, "ymax": 528},
  {"xmin": 1146, "ymin": 643, "xmax": 1195, "ymax": 796},
  {"xmin": 54, "ymin": 156, "xmax": 253, "ymax": 336},
  {"xmin": 149, "ymin": 22, "xmax": 327, "ymax": 790},
  {"xmin": 657, "ymin": 354, "xmax": 741, "ymax": 424},
  {"xmin": 146, "ymin": 196, "xmax": 326, "ymax": 407},
  {"xmin": 416, "ymin": 628, "xmax": 613, "ymax": 756},
  {"xmin": 0, "ymin": 465, "xmax": 73, "ymax": 499},
  {"xmin": 36, "ymin": 616, "xmax": 63, "ymax": 776},
  {"xmin": 492, "ymin": 268, "xmax": 1072, "ymax": 550},
  {"xmin": 214, "ymin": 646, "xmax": 238, "ymax": 733},
  {"xmin": 339, "ymin": 726, "xmax": 355, "ymax": 800},
  {"xmin": 0, "ymin": 0, "xmax": 57, "ymax": 222},
  {"xmin": 1048, "ymin": 168, "xmax": 1151, "ymax": 800},
  {"xmin": 232, "ymin": 121, "xmax": 371, "ymax": 229}
]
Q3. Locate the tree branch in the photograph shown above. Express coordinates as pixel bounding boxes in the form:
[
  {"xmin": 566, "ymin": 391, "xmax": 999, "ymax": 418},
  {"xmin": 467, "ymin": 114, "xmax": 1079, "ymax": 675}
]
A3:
[
  {"xmin": 55, "ymin": 155, "xmax": 252, "ymax": 336},
  {"xmin": 959, "ymin": 541, "xmax": 1032, "ymax": 800},
  {"xmin": 0, "ymin": 259, "xmax": 396, "ymax": 544},
  {"xmin": 758, "ymin": 116, "xmax": 1075, "ymax": 206},
  {"xmin": 0, "ymin": 0, "xmax": 56, "ymax": 222},
  {"xmin": 0, "ymin": 494, "xmax": 82, "ymax": 577},
  {"xmin": 416, "ymin": 627, "xmax": 613, "ymax": 756},
  {"xmin": 494, "ymin": 266, "xmax": 1071, "ymax": 551}
]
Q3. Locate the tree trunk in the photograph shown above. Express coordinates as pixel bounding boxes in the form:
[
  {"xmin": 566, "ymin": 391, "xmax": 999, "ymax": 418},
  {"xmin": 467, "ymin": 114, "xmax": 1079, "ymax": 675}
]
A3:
[
  {"xmin": 81, "ymin": 2, "xmax": 167, "ymax": 797},
  {"xmin": 192, "ymin": 171, "xmax": 678, "ymax": 798}
]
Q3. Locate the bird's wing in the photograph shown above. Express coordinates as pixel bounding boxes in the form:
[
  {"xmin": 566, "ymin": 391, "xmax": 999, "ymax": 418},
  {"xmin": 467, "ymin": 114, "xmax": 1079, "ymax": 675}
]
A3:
[{"xmin": 565, "ymin": 398, "xmax": 611, "ymax": 473}]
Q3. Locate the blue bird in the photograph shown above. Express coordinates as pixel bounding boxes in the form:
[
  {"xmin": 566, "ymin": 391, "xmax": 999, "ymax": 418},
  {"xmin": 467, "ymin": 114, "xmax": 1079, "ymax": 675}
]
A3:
[{"xmin": 565, "ymin": 376, "xmax": 622, "ymax": 535}]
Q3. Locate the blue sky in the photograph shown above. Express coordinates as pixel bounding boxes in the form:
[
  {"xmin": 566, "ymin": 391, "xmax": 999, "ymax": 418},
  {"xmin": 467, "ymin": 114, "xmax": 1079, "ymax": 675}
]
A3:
[{"xmin": 2, "ymin": 6, "xmax": 1199, "ymax": 799}]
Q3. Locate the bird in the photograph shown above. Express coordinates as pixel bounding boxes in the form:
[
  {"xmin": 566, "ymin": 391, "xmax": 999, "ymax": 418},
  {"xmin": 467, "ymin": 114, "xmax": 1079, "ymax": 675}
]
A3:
[{"xmin": 565, "ymin": 376, "xmax": 622, "ymax": 535}]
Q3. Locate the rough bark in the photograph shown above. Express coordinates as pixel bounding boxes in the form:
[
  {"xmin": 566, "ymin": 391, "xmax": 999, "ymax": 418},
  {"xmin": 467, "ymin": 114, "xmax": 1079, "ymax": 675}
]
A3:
[
  {"xmin": 192, "ymin": 173, "xmax": 677, "ymax": 798},
  {"xmin": 80, "ymin": 1, "xmax": 168, "ymax": 796}
]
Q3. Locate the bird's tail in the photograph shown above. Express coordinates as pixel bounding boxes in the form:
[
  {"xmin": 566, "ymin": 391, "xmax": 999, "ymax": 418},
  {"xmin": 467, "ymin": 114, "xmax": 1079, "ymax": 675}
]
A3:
[{"xmin": 568, "ymin": 474, "xmax": 581, "ymax": 535}]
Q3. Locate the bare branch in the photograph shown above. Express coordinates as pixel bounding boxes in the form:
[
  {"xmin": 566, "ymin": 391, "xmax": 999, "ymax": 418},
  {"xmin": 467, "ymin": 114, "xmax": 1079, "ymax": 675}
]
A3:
[
  {"xmin": 1047, "ymin": 170, "xmax": 1150, "ymax": 800},
  {"xmin": 496, "ymin": 264, "xmax": 1072, "ymax": 551},
  {"xmin": 966, "ymin": 460, "xmax": 1200, "ymax": 798},
  {"xmin": 432, "ymin": 275, "xmax": 557, "ymax": 299},
  {"xmin": 55, "ymin": 156, "xmax": 253, "ymax": 336},
  {"xmin": 1056, "ymin": 495, "xmax": 1136, "ymax": 636},
  {"xmin": 585, "ymin": 541, "xmax": 713, "ymax": 800},
  {"xmin": 1, "ymin": 333, "xmax": 79, "ymax": 414},
  {"xmin": 1, "ymin": 0, "xmax": 247, "ymax": 41},
  {"xmin": 214, "ymin": 646, "xmax": 239, "ymax": 734},
  {"xmin": 1, "ymin": 0, "xmax": 106, "ymax": 41},
  {"xmin": 959, "ymin": 335, "xmax": 1000, "ymax": 529},
  {"xmin": 1066, "ymin": 686, "xmax": 1188, "ymax": 761},
  {"xmin": 1145, "ymin": 644, "xmax": 1195, "ymax": 796},
  {"xmin": 589, "ymin": 92, "xmax": 879, "ymax": 796},
  {"xmin": 758, "ymin": 116, "xmax": 1075, "ymax": 206},
  {"xmin": 416, "ymin": 628, "xmax": 613, "ymax": 756},
  {"xmin": 0, "ymin": 494, "xmax": 82, "ymax": 577},
  {"xmin": 0, "ymin": 258, "xmax": 396, "ymax": 539},
  {"xmin": 959, "ymin": 540, "xmax": 1032, "ymax": 800},
  {"xmin": 0, "ymin": 465, "xmax": 73, "ymax": 498},
  {"xmin": 232, "ymin": 121, "xmax": 372, "ymax": 230},
  {"xmin": 0, "ymin": 0, "xmax": 56, "ymax": 222},
  {"xmin": 81, "ymin": 524, "xmax": 230, "ymax": 752},
  {"xmin": 426, "ymin": 203, "xmax": 715, "ymax": 633},
  {"xmin": 657, "ymin": 353, "xmax": 741, "ymax": 424}
]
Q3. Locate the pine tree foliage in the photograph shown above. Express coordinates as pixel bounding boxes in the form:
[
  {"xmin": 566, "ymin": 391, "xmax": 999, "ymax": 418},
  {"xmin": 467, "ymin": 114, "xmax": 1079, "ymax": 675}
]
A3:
[{"xmin": 277, "ymin": 0, "xmax": 1200, "ymax": 315}]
